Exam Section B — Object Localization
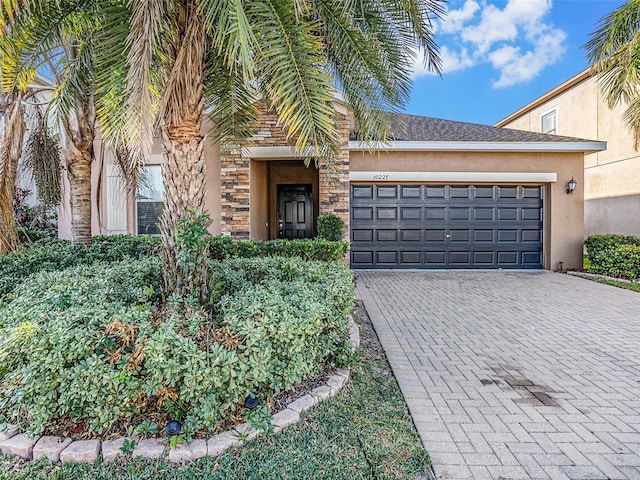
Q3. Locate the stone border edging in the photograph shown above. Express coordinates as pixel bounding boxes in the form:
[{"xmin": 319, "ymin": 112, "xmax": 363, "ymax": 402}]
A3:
[
  {"xmin": 0, "ymin": 316, "xmax": 360, "ymax": 465},
  {"xmin": 567, "ymin": 270, "xmax": 638, "ymax": 284}
]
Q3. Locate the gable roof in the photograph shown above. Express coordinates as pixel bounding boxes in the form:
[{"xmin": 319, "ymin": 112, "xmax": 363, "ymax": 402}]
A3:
[{"xmin": 348, "ymin": 112, "xmax": 606, "ymax": 153}]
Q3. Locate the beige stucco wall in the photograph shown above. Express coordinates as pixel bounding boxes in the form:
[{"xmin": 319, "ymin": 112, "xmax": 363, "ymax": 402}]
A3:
[
  {"xmin": 499, "ymin": 73, "xmax": 640, "ymax": 236},
  {"xmin": 350, "ymin": 150, "xmax": 585, "ymax": 270}
]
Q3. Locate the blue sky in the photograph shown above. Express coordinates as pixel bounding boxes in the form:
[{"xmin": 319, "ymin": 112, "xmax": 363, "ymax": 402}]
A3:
[{"xmin": 406, "ymin": 0, "xmax": 626, "ymax": 125}]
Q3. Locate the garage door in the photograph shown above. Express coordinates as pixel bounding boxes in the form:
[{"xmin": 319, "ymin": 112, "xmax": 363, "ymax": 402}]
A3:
[{"xmin": 350, "ymin": 184, "xmax": 543, "ymax": 269}]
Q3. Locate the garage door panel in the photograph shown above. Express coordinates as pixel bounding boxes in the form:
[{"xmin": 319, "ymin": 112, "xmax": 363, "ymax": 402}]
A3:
[
  {"xmin": 450, "ymin": 208, "xmax": 470, "ymax": 220},
  {"xmin": 401, "ymin": 186, "xmax": 421, "ymax": 198},
  {"xmin": 351, "ymin": 184, "xmax": 543, "ymax": 269},
  {"xmin": 474, "ymin": 251, "xmax": 495, "ymax": 264},
  {"xmin": 425, "ymin": 251, "xmax": 446, "ymax": 264},
  {"xmin": 400, "ymin": 251, "xmax": 422, "ymax": 264},
  {"xmin": 401, "ymin": 229, "xmax": 422, "ymax": 242},
  {"xmin": 376, "ymin": 251, "xmax": 398, "ymax": 264},
  {"xmin": 401, "ymin": 207, "xmax": 421, "ymax": 220},
  {"xmin": 474, "ymin": 208, "xmax": 494, "ymax": 220},
  {"xmin": 522, "ymin": 230, "xmax": 542, "ymax": 242},
  {"xmin": 352, "ymin": 186, "xmax": 373, "ymax": 198},
  {"xmin": 352, "ymin": 229, "xmax": 374, "ymax": 242},
  {"xmin": 426, "ymin": 229, "xmax": 446, "ymax": 242},
  {"xmin": 497, "ymin": 251, "xmax": 519, "ymax": 265},
  {"xmin": 522, "ymin": 251, "xmax": 542, "ymax": 265},
  {"xmin": 497, "ymin": 229, "xmax": 518, "ymax": 242},
  {"xmin": 376, "ymin": 186, "xmax": 398, "ymax": 198},
  {"xmin": 449, "ymin": 251, "xmax": 471, "ymax": 265},
  {"xmin": 377, "ymin": 230, "xmax": 397, "ymax": 242},
  {"xmin": 474, "ymin": 230, "xmax": 494, "ymax": 242},
  {"xmin": 376, "ymin": 208, "xmax": 397, "ymax": 220},
  {"xmin": 497, "ymin": 208, "xmax": 518, "ymax": 220},
  {"xmin": 352, "ymin": 207, "xmax": 373, "ymax": 220},
  {"xmin": 426, "ymin": 207, "xmax": 446, "ymax": 219},
  {"xmin": 450, "ymin": 230, "xmax": 470, "ymax": 242}
]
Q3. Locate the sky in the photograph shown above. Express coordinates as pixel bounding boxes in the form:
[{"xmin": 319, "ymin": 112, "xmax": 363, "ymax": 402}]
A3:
[{"xmin": 406, "ymin": 0, "xmax": 627, "ymax": 125}]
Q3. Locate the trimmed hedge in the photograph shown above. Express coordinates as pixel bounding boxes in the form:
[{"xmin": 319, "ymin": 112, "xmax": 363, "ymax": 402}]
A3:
[
  {"xmin": 0, "ymin": 235, "xmax": 161, "ymax": 299},
  {"xmin": 588, "ymin": 244, "xmax": 640, "ymax": 280},
  {"xmin": 208, "ymin": 236, "xmax": 349, "ymax": 262},
  {"xmin": 585, "ymin": 234, "xmax": 640, "ymax": 280},
  {"xmin": 0, "ymin": 256, "xmax": 354, "ymax": 437}
]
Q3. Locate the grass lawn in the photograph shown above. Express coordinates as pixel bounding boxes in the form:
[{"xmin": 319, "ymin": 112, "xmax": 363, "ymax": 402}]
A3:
[
  {"xmin": 583, "ymin": 276, "xmax": 640, "ymax": 293},
  {"xmin": 0, "ymin": 302, "xmax": 431, "ymax": 480}
]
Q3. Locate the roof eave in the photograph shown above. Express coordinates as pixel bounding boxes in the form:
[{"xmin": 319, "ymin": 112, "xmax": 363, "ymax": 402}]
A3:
[{"xmin": 348, "ymin": 140, "xmax": 607, "ymax": 153}]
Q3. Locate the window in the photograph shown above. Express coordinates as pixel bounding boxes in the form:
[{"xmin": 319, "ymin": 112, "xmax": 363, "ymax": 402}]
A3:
[
  {"xmin": 137, "ymin": 165, "xmax": 164, "ymax": 235},
  {"xmin": 541, "ymin": 110, "xmax": 557, "ymax": 134}
]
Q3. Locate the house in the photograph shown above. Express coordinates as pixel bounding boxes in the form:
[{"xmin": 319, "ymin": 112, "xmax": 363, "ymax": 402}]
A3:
[
  {"xmin": 496, "ymin": 69, "xmax": 640, "ymax": 238},
  {"xmin": 58, "ymin": 105, "xmax": 605, "ymax": 271}
]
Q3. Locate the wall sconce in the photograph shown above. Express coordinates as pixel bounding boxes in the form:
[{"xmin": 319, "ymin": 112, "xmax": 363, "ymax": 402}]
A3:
[{"xmin": 566, "ymin": 177, "xmax": 577, "ymax": 195}]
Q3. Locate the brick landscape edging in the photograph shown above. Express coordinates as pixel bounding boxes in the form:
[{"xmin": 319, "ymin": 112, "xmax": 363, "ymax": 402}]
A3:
[{"xmin": 0, "ymin": 316, "xmax": 360, "ymax": 464}]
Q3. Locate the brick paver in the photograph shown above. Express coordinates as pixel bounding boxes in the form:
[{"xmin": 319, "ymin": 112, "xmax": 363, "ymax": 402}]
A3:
[{"xmin": 356, "ymin": 271, "xmax": 640, "ymax": 480}]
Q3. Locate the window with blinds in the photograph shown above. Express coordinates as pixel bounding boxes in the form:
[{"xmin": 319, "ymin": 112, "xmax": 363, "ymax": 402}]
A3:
[
  {"xmin": 137, "ymin": 165, "xmax": 164, "ymax": 235},
  {"xmin": 541, "ymin": 110, "xmax": 557, "ymax": 134}
]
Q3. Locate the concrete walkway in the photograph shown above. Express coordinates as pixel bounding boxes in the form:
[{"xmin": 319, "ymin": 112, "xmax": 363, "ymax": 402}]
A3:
[{"xmin": 356, "ymin": 271, "xmax": 640, "ymax": 480}]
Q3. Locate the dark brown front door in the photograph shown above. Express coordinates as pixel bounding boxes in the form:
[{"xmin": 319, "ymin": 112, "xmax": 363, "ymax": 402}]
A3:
[{"xmin": 277, "ymin": 184, "xmax": 313, "ymax": 239}]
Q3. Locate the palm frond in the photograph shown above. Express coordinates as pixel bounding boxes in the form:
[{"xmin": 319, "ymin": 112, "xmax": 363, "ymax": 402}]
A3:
[
  {"xmin": 249, "ymin": 0, "xmax": 340, "ymax": 165},
  {"xmin": 203, "ymin": 54, "xmax": 260, "ymax": 152}
]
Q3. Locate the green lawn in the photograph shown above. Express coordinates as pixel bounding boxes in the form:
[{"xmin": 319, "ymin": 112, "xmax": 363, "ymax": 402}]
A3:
[
  {"xmin": 0, "ymin": 302, "xmax": 431, "ymax": 480},
  {"xmin": 583, "ymin": 276, "xmax": 640, "ymax": 293}
]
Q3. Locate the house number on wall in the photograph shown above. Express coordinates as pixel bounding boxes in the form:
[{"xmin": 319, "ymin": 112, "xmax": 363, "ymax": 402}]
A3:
[{"xmin": 372, "ymin": 173, "xmax": 389, "ymax": 180}]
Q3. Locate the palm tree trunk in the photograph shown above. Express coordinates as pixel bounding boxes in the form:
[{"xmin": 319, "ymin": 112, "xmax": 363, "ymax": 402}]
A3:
[
  {"xmin": 158, "ymin": 4, "xmax": 209, "ymax": 302},
  {"xmin": 65, "ymin": 147, "xmax": 93, "ymax": 245},
  {"xmin": 61, "ymin": 100, "xmax": 96, "ymax": 245},
  {"xmin": 0, "ymin": 93, "xmax": 25, "ymax": 255},
  {"xmin": 160, "ymin": 115, "xmax": 208, "ymax": 300}
]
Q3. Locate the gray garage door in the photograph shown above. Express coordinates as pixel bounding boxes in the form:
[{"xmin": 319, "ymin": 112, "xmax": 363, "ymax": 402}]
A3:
[{"xmin": 350, "ymin": 184, "xmax": 543, "ymax": 269}]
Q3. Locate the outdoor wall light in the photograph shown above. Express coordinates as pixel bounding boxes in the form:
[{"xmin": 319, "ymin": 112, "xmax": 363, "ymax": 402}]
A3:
[{"xmin": 566, "ymin": 177, "xmax": 577, "ymax": 195}]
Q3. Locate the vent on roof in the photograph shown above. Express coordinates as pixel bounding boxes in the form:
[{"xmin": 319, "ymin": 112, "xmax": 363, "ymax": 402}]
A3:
[{"xmin": 541, "ymin": 110, "xmax": 557, "ymax": 135}]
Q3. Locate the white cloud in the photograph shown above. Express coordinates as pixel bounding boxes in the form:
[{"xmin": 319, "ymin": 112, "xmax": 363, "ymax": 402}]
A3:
[
  {"xmin": 440, "ymin": 0, "xmax": 481, "ymax": 34},
  {"xmin": 416, "ymin": 0, "xmax": 567, "ymax": 88},
  {"xmin": 412, "ymin": 46, "xmax": 477, "ymax": 78},
  {"xmin": 490, "ymin": 26, "xmax": 566, "ymax": 88}
]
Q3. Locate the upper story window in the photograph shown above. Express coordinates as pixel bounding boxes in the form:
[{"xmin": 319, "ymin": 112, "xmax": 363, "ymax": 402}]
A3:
[
  {"xmin": 137, "ymin": 165, "xmax": 164, "ymax": 235},
  {"xmin": 541, "ymin": 109, "xmax": 557, "ymax": 134}
]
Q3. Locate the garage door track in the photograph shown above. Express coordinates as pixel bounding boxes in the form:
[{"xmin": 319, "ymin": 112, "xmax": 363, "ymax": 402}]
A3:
[{"xmin": 356, "ymin": 271, "xmax": 640, "ymax": 479}]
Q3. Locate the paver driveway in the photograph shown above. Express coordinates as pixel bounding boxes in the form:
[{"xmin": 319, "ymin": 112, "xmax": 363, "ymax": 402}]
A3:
[{"xmin": 355, "ymin": 271, "xmax": 640, "ymax": 480}]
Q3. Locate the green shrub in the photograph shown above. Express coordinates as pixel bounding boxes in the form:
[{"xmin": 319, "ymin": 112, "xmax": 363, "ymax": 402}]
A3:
[
  {"xmin": 0, "ymin": 256, "xmax": 355, "ymax": 438},
  {"xmin": 584, "ymin": 234, "xmax": 640, "ymax": 262},
  {"xmin": 0, "ymin": 235, "xmax": 160, "ymax": 299},
  {"xmin": 584, "ymin": 234, "xmax": 640, "ymax": 279},
  {"xmin": 589, "ymin": 244, "xmax": 640, "ymax": 280},
  {"xmin": 317, "ymin": 213, "xmax": 344, "ymax": 241},
  {"xmin": 208, "ymin": 236, "xmax": 349, "ymax": 262}
]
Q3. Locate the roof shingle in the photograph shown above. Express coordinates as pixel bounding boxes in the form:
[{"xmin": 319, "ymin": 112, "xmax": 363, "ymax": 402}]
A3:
[{"xmin": 386, "ymin": 113, "xmax": 597, "ymax": 143}]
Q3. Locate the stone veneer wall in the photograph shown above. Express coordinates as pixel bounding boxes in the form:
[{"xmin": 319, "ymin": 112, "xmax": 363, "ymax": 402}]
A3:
[
  {"xmin": 220, "ymin": 109, "xmax": 351, "ymax": 241},
  {"xmin": 319, "ymin": 115, "xmax": 350, "ymax": 240}
]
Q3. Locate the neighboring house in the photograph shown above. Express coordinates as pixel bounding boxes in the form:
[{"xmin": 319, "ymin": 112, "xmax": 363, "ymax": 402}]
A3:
[
  {"xmin": 496, "ymin": 69, "xmax": 640, "ymax": 238},
  {"xmin": 58, "ymin": 106, "xmax": 604, "ymax": 271}
]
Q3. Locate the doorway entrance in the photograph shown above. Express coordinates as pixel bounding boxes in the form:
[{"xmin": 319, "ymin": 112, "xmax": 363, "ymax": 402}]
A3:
[{"xmin": 277, "ymin": 184, "xmax": 313, "ymax": 239}]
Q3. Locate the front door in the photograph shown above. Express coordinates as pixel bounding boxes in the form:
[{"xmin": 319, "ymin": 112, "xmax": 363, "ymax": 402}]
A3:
[{"xmin": 277, "ymin": 184, "xmax": 313, "ymax": 239}]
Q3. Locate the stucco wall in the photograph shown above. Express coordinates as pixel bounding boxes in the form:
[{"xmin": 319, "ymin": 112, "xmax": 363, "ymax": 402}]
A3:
[
  {"xmin": 350, "ymin": 150, "xmax": 585, "ymax": 270},
  {"xmin": 499, "ymin": 73, "xmax": 640, "ymax": 236}
]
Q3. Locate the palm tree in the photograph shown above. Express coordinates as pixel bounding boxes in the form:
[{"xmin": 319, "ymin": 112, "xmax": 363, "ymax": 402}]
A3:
[
  {"xmin": 0, "ymin": 0, "xmax": 131, "ymax": 245},
  {"xmin": 585, "ymin": 0, "xmax": 640, "ymax": 145},
  {"xmin": 0, "ymin": 89, "xmax": 25, "ymax": 254},
  {"xmin": 100, "ymin": 0, "xmax": 444, "ymax": 300}
]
